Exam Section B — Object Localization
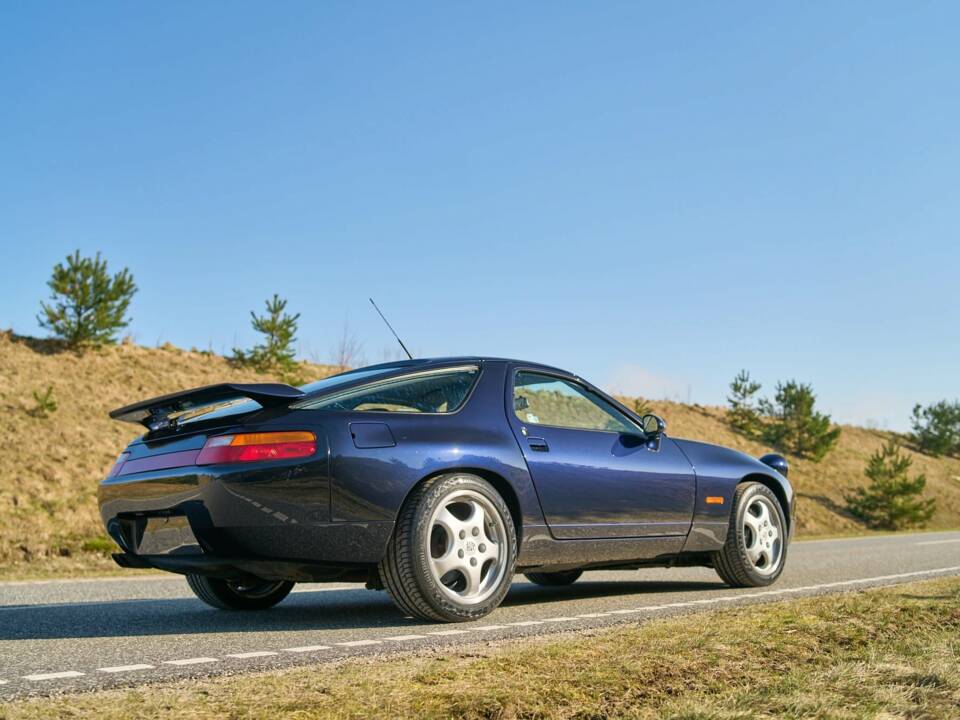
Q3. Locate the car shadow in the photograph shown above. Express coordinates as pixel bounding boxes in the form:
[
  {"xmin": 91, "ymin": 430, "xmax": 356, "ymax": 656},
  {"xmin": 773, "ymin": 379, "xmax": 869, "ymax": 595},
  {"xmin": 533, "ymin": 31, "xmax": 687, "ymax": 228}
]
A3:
[{"xmin": 0, "ymin": 579, "xmax": 727, "ymax": 641}]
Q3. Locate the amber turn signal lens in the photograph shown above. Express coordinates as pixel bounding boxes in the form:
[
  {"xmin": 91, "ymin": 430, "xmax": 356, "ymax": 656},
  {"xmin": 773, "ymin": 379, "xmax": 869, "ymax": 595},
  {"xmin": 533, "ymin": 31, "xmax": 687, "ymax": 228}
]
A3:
[{"xmin": 705, "ymin": 496, "xmax": 724, "ymax": 504}]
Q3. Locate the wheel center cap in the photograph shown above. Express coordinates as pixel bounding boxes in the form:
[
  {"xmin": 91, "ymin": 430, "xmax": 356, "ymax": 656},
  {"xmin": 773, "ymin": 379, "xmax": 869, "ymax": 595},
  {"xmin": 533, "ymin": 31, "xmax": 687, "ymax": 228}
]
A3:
[{"xmin": 465, "ymin": 541, "xmax": 476, "ymax": 553}]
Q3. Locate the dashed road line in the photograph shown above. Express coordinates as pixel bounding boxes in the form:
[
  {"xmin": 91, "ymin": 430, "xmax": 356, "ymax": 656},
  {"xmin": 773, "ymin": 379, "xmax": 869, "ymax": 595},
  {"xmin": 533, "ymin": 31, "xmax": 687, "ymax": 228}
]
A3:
[
  {"xmin": 163, "ymin": 657, "xmax": 218, "ymax": 666},
  {"xmin": 24, "ymin": 671, "xmax": 85, "ymax": 681},
  {"xmin": 6, "ymin": 565, "xmax": 959, "ymax": 690},
  {"xmin": 917, "ymin": 539, "xmax": 960, "ymax": 546},
  {"xmin": 98, "ymin": 664, "xmax": 155, "ymax": 673},
  {"xmin": 226, "ymin": 651, "xmax": 278, "ymax": 659},
  {"xmin": 335, "ymin": 639, "xmax": 381, "ymax": 647}
]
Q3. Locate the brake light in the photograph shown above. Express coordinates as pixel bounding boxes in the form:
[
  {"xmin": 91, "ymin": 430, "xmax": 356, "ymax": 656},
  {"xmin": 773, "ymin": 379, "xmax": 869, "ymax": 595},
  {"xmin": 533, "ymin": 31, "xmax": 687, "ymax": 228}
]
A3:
[
  {"xmin": 196, "ymin": 431, "xmax": 317, "ymax": 465},
  {"xmin": 108, "ymin": 452, "xmax": 130, "ymax": 477}
]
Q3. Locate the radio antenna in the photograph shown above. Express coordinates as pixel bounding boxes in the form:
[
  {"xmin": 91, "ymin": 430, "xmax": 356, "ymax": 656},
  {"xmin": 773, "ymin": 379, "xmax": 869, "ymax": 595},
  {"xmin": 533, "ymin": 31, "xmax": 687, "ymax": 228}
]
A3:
[{"xmin": 369, "ymin": 298, "xmax": 413, "ymax": 360}]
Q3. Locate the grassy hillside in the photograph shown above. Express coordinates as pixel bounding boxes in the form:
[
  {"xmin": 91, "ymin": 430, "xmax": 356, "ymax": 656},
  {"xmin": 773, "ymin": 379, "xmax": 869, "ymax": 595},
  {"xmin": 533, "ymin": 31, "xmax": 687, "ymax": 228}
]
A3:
[{"xmin": 2, "ymin": 331, "xmax": 959, "ymax": 578}]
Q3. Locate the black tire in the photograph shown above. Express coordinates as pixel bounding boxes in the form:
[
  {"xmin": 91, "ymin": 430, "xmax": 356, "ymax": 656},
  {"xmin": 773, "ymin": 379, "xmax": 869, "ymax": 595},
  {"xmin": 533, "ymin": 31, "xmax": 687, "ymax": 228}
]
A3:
[
  {"xmin": 714, "ymin": 481, "xmax": 788, "ymax": 588},
  {"xmin": 186, "ymin": 574, "xmax": 294, "ymax": 610},
  {"xmin": 378, "ymin": 473, "xmax": 518, "ymax": 622},
  {"xmin": 524, "ymin": 569, "xmax": 583, "ymax": 586}
]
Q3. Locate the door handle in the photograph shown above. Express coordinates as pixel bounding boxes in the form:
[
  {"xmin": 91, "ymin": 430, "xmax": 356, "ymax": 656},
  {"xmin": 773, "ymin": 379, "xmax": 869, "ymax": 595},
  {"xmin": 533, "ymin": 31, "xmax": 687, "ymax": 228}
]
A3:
[{"xmin": 527, "ymin": 437, "xmax": 549, "ymax": 452}]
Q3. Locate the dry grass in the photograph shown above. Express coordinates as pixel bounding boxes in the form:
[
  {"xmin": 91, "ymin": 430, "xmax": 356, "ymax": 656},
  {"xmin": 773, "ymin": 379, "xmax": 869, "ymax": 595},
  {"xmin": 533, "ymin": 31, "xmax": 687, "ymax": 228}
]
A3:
[
  {"xmin": 4, "ymin": 576, "xmax": 959, "ymax": 719},
  {"xmin": 1, "ymin": 330, "xmax": 959, "ymax": 579}
]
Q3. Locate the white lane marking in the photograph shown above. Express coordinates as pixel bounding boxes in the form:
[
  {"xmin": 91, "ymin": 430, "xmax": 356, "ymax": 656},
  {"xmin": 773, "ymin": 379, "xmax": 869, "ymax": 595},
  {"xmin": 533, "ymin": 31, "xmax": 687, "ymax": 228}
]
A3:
[
  {"xmin": 336, "ymin": 639, "xmax": 381, "ymax": 647},
  {"xmin": 163, "ymin": 657, "xmax": 218, "ymax": 666},
  {"xmin": 290, "ymin": 584, "xmax": 365, "ymax": 594},
  {"xmin": 226, "ymin": 651, "xmax": 278, "ymax": 659},
  {"xmin": 98, "ymin": 664, "xmax": 155, "ymax": 673},
  {"xmin": 10, "ymin": 565, "xmax": 960, "ymax": 686},
  {"xmin": 384, "ymin": 634, "xmax": 427, "ymax": 641},
  {"xmin": 24, "ymin": 671, "xmax": 85, "ymax": 681},
  {"xmin": 795, "ymin": 532, "xmax": 960, "ymax": 545},
  {"xmin": 917, "ymin": 539, "xmax": 960, "ymax": 546},
  {"xmin": 508, "ymin": 620, "xmax": 544, "ymax": 627}
]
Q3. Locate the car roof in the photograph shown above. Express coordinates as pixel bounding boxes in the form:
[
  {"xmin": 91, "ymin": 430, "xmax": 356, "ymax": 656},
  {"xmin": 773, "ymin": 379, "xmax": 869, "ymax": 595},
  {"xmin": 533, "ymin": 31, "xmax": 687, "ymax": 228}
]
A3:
[{"xmin": 350, "ymin": 356, "xmax": 575, "ymax": 377}]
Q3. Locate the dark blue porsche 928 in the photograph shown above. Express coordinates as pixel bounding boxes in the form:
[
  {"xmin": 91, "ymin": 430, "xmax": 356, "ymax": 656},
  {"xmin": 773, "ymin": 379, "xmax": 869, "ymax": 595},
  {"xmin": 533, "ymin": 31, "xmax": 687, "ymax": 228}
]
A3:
[{"xmin": 100, "ymin": 357, "xmax": 793, "ymax": 622}]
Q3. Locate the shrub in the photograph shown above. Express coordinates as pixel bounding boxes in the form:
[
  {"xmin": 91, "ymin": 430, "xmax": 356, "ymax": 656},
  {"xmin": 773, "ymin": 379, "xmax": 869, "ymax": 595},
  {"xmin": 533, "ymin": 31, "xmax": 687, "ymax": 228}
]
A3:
[
  {"xmin": 910, "ymin": 400, "xmax": 960, "ymax": 457},
  {"xmin": 232, "ymin": 294, "xmax": 301, "ymax": 378},
  {"xmin": 37, "ymin": 250, "xmax": 137, "ymax": 347},
  {"xmin": 759, "ymin": 380, "xmax": 841, "ymax": 461},
  {"xmin": 845, "ymin": 441, "xmax": 936, "ymax": 530},
  {"xmin": 727, "ymin": 369, "xmax": 762, "ymax": 436},
  {"xmin": 30, "ymin": 385, "xmax": 58, "ymax": 417},
  {"xmin": 633, "ymin": 397, "xmax": 652, "ymax": 417}
]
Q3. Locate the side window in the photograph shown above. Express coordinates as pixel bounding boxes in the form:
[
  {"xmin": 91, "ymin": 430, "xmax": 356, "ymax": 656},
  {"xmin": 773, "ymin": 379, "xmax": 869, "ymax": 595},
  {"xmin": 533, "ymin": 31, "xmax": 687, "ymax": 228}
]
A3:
[
  {"xmin": 298, "ymin": 366, "xmax": 479, "ymax": 413},
  {"xmin": 513, "ymin": 371, "xmax": 636, "ymax": 433}
]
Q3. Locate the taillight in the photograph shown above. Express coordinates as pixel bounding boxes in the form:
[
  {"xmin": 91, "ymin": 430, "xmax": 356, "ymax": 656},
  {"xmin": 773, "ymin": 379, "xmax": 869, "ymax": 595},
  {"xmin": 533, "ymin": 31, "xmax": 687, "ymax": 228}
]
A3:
[
  {"xmin": 196, "ymin": 431, "xmax": 317, "ymax": 465},
  {"xmin": 108, "ymin": 452, "xmax": 130, "ymax": 477}
]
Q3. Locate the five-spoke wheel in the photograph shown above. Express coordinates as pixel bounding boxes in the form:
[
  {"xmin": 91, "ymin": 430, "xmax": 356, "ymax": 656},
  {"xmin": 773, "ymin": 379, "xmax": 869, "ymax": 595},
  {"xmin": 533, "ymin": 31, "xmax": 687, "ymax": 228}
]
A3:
[
  {"xmin": 379, "ymin": 473, "xmax": 517, "ymax": 622},
  {"xmin": 714, "ymin": 481, "xmax": 788, "ymax": 587},
  {"xmin": 427, "ymin": 490, "xmax": 508, "ymax": 605}
]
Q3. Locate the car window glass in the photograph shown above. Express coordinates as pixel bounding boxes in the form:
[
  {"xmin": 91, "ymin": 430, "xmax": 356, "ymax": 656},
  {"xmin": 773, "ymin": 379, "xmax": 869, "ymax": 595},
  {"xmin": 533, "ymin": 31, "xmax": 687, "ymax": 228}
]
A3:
[
  {"xmin": 513, "ymin": 371, "xmax": 636, "ymax": 433},
  {"xmin": 298, "ymin": 366, "xmax": 479, "ymax": 413}
]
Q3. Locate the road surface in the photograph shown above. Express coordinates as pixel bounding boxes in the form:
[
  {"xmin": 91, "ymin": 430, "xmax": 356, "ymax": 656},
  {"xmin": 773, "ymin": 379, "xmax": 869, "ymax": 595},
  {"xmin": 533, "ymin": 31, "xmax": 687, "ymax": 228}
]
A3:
[{"xmin": 2, "ymin": 531, "xmax": 959, "ymax": 699}]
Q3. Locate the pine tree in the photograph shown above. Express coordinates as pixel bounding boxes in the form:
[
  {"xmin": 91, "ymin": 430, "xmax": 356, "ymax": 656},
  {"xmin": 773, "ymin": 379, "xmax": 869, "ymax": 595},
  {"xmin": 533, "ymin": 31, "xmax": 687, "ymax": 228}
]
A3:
[
  {"xmin": 37, "ymin": 250, "xmax": 137, "ymax": 347},
  {"xmin": 759, "ymin": 380, "xmax": 840, "ymax": 461},
  {"xmin": 845, "ymin": 441, "xmax": 936, "ymax": 530},
  {"xmin": 232, "ymin": 294, "xmax": 301, "ymax": 378},
  {"xmin": 727, "ymin": 369, "xmax": 762, "ymax": 436},
  {"xmin": 910, "ymin": 400, "xmax": 960, "ymax": 457}
]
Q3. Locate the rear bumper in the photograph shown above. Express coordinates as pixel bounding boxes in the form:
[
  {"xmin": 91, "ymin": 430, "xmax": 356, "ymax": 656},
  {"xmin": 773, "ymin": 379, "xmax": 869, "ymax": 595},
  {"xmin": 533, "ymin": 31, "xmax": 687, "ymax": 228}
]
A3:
[{"xmin": 99, "ymin": 464, "xmax": 394, "ymax": 577}]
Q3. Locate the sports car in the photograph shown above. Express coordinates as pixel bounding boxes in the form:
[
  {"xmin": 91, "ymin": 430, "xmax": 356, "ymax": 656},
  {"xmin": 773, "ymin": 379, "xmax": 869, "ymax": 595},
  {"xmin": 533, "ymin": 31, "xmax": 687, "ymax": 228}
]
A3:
[{"xmin": 100, "ymin": 357, "xmax": 793, "ymax": 622}]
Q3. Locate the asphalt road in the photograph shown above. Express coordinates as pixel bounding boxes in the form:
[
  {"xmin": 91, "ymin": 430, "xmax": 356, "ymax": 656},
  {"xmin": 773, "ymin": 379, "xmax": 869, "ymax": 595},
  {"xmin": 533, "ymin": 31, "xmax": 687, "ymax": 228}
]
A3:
[{"xmin": 2, "ymin": 531, "xmax": 959, "ymax": 700}]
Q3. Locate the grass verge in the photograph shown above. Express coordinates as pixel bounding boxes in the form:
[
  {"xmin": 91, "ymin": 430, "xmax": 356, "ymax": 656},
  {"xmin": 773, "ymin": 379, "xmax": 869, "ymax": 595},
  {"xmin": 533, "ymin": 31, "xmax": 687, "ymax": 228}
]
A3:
[{"xmin": 4, "ymin": 576, "xmax": 959, "ymax": 719}]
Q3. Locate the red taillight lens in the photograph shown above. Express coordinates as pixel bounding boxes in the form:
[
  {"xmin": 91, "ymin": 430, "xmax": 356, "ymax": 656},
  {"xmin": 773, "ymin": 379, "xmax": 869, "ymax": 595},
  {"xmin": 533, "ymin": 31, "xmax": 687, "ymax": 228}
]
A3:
[
  {"xmin": 196, "ymin": 431, "xmax": 317, "ymax": 466},
  {"xmin": 108, "ymin": 452, "xmax": 130, "ymax": 477}
]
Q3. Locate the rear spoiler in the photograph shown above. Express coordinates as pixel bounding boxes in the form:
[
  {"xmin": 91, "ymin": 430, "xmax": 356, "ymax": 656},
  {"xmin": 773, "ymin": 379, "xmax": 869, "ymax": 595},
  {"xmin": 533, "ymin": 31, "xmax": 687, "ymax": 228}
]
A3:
[{"xmin": 109, "ymin": 383, "xmax": 306, "ymax": 431}]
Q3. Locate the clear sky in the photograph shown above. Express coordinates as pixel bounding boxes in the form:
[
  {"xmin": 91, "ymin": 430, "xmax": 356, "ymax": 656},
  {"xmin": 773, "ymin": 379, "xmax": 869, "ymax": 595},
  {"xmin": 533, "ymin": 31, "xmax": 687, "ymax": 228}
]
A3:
[{"xmin": 2, "ymin": 2, "xmax": 958, "ymax": 430}]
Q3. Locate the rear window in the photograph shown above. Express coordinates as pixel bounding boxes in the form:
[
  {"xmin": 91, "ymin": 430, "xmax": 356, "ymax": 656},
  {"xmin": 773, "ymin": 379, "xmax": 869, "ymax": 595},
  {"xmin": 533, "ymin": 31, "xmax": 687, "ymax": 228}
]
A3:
[{"xmin": 295, "ymin": 365, "xmax": 480, "ymax": 414}]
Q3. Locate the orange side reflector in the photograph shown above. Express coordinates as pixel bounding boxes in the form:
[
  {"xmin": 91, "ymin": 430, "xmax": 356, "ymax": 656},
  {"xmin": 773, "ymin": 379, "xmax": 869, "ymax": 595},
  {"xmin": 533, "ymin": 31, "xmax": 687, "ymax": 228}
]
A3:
[{"xmin": 705, "ymin": 496, "xmax": 724, "ymax": 505}]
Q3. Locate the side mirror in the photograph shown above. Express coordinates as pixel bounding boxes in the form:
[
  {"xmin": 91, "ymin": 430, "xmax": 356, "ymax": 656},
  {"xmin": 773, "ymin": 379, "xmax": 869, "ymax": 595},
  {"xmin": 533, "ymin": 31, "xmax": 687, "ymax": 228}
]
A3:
[{"xmin": 641, "ymin": 413, "xmax": 666, "ymax": 436}]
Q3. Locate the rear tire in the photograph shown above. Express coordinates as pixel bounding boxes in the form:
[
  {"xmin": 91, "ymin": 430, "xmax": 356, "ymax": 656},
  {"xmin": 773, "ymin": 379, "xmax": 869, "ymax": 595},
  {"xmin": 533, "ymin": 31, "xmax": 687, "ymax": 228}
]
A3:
[
  {"xmin": 714, "ymin": 481, "xmax": 787, "ymax": 588},
  {"xmin": 378, "ymin": 473, "xmax": 517, "ymax": 622},
  {"xmin": 186, "ymin": 575, "xmax": 294, "ymax": 610},
  {"xmin": 524, "ymin": 569, "xmax": 583, "ymax": 586}
]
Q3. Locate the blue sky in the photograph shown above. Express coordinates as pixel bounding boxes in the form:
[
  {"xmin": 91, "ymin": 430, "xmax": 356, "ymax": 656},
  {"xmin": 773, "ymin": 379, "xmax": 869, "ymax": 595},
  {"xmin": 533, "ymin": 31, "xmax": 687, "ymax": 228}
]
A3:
[{"xmin": 2, "ymin": 2, "xmax": 958, "ymax": 430}]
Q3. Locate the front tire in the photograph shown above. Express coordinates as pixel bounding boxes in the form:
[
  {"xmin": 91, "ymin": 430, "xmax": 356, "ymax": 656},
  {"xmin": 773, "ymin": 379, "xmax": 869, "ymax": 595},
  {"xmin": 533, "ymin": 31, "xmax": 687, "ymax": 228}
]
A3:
[
  {"xmin": 378, "ymin": 473, "xmax": 518, "ymax": 622},
  {"xmin": 186, "ymin": 575, "xmax": 294, "ymax": 610},
  {"xmin": 714, "ymin": 481, "xmax": 787, "ymax": 587},
  {"xmin": 524, "ymin": 569, "xmax": 583, "ymax": 586}
]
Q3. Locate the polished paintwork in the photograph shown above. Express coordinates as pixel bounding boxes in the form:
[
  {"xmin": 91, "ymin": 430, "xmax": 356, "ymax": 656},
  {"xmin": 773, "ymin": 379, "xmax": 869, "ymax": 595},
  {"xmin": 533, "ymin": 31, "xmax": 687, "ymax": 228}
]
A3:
[{"xmin": 99, "ymin": 356, "xmax": 794, "ymax": 581}]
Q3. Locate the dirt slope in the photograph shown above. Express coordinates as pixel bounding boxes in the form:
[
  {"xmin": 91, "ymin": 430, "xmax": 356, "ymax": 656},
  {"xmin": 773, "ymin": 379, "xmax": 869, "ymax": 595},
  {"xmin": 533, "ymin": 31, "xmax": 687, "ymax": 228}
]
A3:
[{"xmin": 1, "ymin": 331, "xmax": 958, "ymax": 578}]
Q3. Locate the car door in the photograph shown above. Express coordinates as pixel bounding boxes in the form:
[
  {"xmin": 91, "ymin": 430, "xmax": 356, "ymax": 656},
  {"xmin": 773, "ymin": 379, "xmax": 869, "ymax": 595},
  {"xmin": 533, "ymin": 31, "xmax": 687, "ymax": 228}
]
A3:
[{"xmin": 506, "ymin": 368, "xmax": 696, "ymax": 539}]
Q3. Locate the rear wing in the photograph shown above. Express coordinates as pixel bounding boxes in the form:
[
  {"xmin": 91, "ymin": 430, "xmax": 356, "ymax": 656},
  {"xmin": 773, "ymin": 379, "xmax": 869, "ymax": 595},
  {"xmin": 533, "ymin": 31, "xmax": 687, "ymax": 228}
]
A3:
[{"xmin": 109, "ymin": 383, "xmax": 305, "ymax": 431}]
